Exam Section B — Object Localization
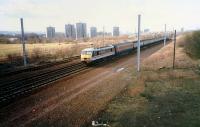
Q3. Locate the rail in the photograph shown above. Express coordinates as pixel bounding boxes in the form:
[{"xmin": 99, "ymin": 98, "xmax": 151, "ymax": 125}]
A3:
[{"xmin": 0, "ymin": 62, "xmax": 89, "ymax": 106}]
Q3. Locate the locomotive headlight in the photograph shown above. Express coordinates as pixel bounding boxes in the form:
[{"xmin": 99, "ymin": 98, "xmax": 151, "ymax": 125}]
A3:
[{"xmin": 81, "ymin": 54, "xmax": 92, "ymax": 59}]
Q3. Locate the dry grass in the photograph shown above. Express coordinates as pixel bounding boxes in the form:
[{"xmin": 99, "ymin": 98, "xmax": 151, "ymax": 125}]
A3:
[
  {"xmin": 0, "ymin": 45, "xmax": 87, "ymax": 66},
  {"xmin": 0, "ymin": 36, "xmax": 131, "ymax": 59},
  {"xmin": 142, "ymin": 36, "xmax": 198, "ymax": 70},
  {"xmin": 0, "ymin": 43, "xmax": 87, "ymax": 59},
  {"xmin": 0, "ymin": 34, "xmax": 157, "ymax": 60},
  {"xmin": 0, "ymin": 34, "xmax": 164, "ymax": 68}
]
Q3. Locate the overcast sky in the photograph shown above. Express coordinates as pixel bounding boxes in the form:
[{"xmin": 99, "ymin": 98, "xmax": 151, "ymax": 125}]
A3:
[{"xmin": 0, "ymin": 0, "xmax": 200, "ymax": 33}]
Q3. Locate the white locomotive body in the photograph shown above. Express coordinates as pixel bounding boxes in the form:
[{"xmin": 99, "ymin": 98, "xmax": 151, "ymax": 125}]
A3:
[{"xmin": 81, "ymin": 45, "xmax": 115, "ymax": 63}]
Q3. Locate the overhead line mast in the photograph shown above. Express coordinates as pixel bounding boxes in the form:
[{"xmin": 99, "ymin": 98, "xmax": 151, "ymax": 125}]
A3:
[
  {"xmin": 20, "ymin": 18, "xmax": 27, "ymax": 67},
  {"xmin": 137, "ymin": 14, "xmax": 141, "ymax": 72}
]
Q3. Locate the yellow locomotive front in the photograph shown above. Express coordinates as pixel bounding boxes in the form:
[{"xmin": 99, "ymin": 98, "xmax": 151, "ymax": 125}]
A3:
[{"xmin": 81, "ymin": 48, "xmax": 93, "ymax": 63}]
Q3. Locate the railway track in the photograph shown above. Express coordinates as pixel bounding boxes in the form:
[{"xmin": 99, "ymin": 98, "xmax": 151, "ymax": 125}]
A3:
[
  {"xmin": 0, "ymin": 39, "xmax": 167, "ymax": 107},
  {"xmin": 0, "ymin": 54, "xmax": 115, "ymax": 107},
  {"xmin": 0, "ymin": 58, "xmax": 115, "ymax": 106},
  {"xmin": 0, "ymin": 55, "xmax": 80, "ymax": 78},
  {"xmin": 0, "ymin": 59, "xmax": 89, "ymax": 106}
]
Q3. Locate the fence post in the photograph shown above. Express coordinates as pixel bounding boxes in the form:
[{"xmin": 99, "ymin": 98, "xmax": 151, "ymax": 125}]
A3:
[{"xmin": 173, "ymin": 30, "xmax": 176, "ymax": 69}]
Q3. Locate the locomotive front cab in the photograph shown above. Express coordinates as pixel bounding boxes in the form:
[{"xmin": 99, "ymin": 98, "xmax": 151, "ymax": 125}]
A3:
[{"xmin": 81, "ymin": 49, "xmax": 93, "ymax": 63}]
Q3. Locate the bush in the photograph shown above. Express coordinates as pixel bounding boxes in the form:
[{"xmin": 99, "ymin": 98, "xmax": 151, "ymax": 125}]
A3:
[
  {"xmin": 32, "ymin": 48, "xmax": 43, "ymax": 60},
  {"xmin": 0, "ymin": 37, "xmax": 11, "ymax": 44},
  {"xmin": 7, "ymin": 53, "xmax": 23, "ymax": 66},
  {"xmin": 184, "ymin": 31, "xmax": 200, "ymax": 58},
  {"xmin": 54, "ymin": 48, "xmax": 66, "ymax": 59}
]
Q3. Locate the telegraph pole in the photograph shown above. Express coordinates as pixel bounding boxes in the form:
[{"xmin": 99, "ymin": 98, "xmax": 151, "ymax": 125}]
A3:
[
  {"xmin": 20, "ymin": 18, "xmax": 27, "ymax": 66},
  {"xmin": 137, "ymin": 14, "xmax": 141, "ymax": 72},
  {"xmin": 164, "ymin": 24, "xmax": 167, "ymax": 46}
]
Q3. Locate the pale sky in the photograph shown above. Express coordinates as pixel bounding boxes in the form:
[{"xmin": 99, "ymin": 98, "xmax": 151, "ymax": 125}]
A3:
[{"xmin": 0, "ymin": 0, "xmax": 200, "ymax": 33}]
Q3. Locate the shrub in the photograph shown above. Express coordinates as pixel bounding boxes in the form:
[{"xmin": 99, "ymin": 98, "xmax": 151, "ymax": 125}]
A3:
[
  {"xmin": 184, "ymin": 31, "xmax": 200, "ymax": 58},
  {"xmin": 7, "ymin": 53, "xmax": 23, "ymax": 66},
  {"xmin": 32, "ymin": 48, "xmax": 42, "ymax": 60},
  {"xmin": 55, "ymin": 48, "xmax": 66, "ymax": 59},
  {"xmin": 0, "ymin": 37, "xmax": 11, "ymax": 44}
]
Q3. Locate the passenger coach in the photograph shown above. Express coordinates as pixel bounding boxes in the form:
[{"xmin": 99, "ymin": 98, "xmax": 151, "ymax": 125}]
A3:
[{"xmin": 113, "ymin": 41, "xmax": 134, "ymax": 55}]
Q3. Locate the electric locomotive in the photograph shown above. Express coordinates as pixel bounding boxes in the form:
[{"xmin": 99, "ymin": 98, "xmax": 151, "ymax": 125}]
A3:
[{"xmin": 81, "ymin": 45, "xmax": 115, "ymax": 63}]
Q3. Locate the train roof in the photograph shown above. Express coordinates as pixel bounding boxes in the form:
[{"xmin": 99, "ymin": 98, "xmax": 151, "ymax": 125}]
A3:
[
  {"xmin": 82, "ymin": 45, "xmax": 114, "ymax": 52},
  {"xmin": 113, "ymin": 40, "xmax": 134, "ymax": 46}
]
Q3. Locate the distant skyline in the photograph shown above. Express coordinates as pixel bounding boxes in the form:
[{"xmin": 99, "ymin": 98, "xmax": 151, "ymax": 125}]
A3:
[{"xmin": 0, "ymin": 0, "xmax": 200, "ymax": 33}]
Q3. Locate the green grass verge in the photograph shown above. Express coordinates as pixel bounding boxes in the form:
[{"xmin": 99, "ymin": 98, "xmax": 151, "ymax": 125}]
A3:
[{"xmin": 98, "ymin": 70, "xmax": 200, "ymax": 127}]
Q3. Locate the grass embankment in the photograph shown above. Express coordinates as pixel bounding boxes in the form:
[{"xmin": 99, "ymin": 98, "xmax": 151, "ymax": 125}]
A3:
[{"xmin": 97, "ymin": 33, "xmax": 200, "ymax": 127}]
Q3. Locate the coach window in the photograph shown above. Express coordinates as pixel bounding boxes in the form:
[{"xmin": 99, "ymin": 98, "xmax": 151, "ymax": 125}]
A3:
[
  {"xmin": 93, "ymin": 51, "xmax": 97, "ymax": 56},
  {"xmin": 100, "ymin": 50, "xmax": 104, "ymax": 54},
  {"xmin": 97, "ymin": 51, "xmax": 100, "ymax": 55}
]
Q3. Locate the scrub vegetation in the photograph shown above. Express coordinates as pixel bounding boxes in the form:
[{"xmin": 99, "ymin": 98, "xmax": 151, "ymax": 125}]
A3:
[
  {"xmin": 0, "ymin": 43, "xmax": 85, "ymax": 68},
  {"xmin": 181, "ymin": 31, "xmax": 200, "ymax": 59},
  {"xmin": 97, "ymin": 34, "xmax": 200, "ymax": 127}
]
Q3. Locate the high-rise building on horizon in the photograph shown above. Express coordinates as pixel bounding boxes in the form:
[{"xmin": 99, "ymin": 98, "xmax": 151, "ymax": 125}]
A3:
[
  {"xmin": 76, "ymin": 23, "xmax": 87, "ymax": 39},
  {"xmin": 181, "ymin": 27, "xmax": 184, "ymax": 33},
  {"xmin": 47, "ymin": 26, "xmax": 55, "ymax": 39},
  {"xmin": 144, "ymin": 29, "xmax": 150, "ymax": 33},
  {"xmin": 65, "ymin": 24, "xmax": 76, "ymax": 40},
  {"xmin": 113, "ymin": 27, "xmax": 120, "ymax": 37},
  {"xmin": 97, "ymin": 32, "xmax": 112, "ymax": 37},
  {"xmin": 90, "ymin": 27, "xmax": 97, "ymax": 38}
]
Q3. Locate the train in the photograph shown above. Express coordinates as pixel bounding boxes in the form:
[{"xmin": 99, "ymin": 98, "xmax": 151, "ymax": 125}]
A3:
[{"xmin": 81, "ymin": 38, "xmax": 167, "ymax": 64}]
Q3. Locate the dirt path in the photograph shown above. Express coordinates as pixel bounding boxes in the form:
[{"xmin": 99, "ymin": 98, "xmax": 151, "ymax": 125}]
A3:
[{"xmin": 0, "ymin": 43, "xmax": 165, "ymax": 127}]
